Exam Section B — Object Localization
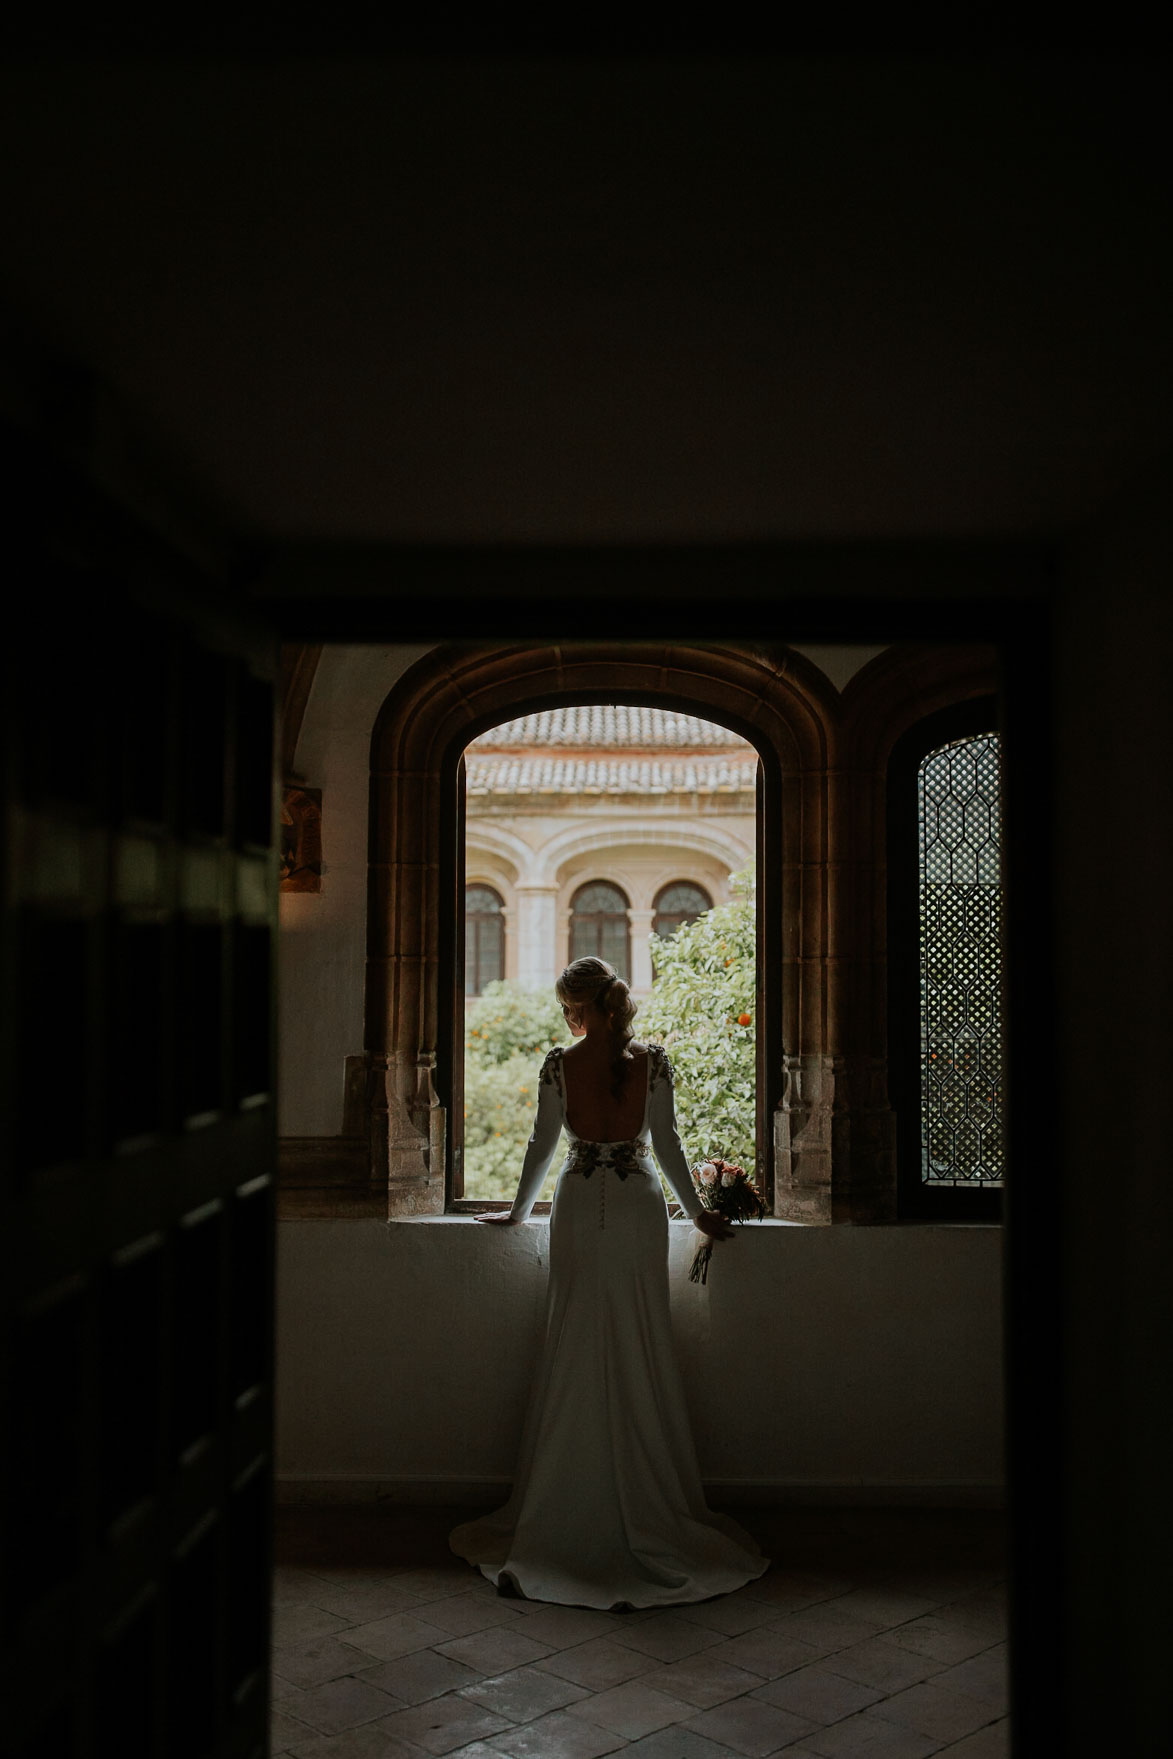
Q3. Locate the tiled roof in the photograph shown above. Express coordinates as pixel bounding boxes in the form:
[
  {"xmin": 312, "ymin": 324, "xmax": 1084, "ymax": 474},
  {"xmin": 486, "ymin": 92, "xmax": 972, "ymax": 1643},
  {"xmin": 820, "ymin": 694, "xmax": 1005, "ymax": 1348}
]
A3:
[
  {"xmin": 466, "ymin": 755, "xmax": 757, "ymax": 796},
  {"xmin": 468, "ymin": 706, "xmax": 751, "ymax": 750}
]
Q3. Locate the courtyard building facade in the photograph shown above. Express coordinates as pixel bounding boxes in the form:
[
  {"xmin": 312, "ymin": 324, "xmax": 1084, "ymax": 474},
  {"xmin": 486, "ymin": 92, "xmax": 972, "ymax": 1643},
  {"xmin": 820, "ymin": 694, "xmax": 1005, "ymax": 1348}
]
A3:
[{"xmin": 464, "ymin": 706, "xmax": 757, "ymax": 997}]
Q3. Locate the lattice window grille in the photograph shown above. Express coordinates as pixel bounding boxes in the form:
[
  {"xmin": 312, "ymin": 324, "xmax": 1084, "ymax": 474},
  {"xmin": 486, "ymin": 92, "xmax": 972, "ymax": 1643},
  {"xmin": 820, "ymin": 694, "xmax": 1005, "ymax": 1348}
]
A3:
[{"xmin": 918, "ymin": 732, "xmax": 1004, "ymax": 1187}]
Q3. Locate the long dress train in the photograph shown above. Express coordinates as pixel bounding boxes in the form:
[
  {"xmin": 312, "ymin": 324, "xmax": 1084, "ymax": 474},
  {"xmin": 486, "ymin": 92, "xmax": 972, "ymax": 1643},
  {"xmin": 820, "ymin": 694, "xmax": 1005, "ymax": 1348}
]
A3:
[{"xmin": 450, "ymin": 1043, "xmax": 767, "ymax": 1610}]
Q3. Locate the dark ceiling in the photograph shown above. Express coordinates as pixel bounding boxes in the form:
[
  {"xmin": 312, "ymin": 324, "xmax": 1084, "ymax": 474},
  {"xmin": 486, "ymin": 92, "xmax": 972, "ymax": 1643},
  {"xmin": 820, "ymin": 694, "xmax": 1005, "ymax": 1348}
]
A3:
[{"xmin": 1, "ymin": 56, "xmax": 1170, "ymax": 546}]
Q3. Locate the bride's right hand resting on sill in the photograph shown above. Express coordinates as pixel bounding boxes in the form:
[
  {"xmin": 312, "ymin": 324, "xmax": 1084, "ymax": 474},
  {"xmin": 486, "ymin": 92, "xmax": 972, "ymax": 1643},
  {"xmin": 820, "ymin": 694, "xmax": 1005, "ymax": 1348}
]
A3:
[
  {"xmin": 692, "ymin": 1209, "xmax": 735, "ymax": 1242},
  {"xmin": 476, "ymin": 1212, "xmax": 522, "ymax": 1225}
]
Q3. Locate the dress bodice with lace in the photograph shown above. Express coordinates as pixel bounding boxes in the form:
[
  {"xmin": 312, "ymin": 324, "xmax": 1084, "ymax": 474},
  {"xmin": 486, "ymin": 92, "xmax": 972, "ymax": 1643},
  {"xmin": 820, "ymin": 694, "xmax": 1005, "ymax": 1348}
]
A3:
[
  {"xmin": 506, "ymin": 1041, "xmax": 703, "ymax": 1223},
  {"xmin": 450, "ymin": 1039, "xmax": 767, "ymax": 1609}
]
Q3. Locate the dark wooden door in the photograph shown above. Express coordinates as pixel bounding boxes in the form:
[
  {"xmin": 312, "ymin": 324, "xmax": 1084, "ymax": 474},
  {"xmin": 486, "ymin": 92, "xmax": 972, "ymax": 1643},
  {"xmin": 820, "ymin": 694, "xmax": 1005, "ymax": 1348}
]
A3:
[{"xmin": 1, "ymin": 456, "xmax": 278, "ymax": 1756}]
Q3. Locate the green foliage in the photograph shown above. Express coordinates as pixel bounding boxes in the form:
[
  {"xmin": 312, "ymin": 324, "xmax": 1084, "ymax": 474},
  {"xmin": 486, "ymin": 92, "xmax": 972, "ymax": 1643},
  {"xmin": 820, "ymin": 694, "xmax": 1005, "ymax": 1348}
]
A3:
[
  {"xmin": 462, "ymin": 982, "xmax": 569, "ymax": 1200},
  {"xmin": 639, "ymin": 866, "xmax": 757, "ymax": 1179},
  {"xmin": 464, "ymin": 980, "xmax": 569, "ymax": 1065},
  {"xmin": 460, "ymin": 880, "xmax": 759, "ymax": 1203}
]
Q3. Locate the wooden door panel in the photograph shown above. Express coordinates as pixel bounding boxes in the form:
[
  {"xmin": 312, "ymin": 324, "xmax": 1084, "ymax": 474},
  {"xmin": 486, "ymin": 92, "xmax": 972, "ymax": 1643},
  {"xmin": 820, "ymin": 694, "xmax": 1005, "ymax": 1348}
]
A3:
[{"xmin": 2, "ymin": 502, "xmax": 278, "ymax": 1756}]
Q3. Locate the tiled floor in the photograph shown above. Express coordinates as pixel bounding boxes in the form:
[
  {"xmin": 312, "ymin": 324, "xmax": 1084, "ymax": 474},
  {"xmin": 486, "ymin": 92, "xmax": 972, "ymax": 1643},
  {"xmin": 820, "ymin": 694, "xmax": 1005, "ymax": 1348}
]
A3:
[{"xmin": 272, "ymin": 1506, "xmax": 1008, "ymax": 1759}]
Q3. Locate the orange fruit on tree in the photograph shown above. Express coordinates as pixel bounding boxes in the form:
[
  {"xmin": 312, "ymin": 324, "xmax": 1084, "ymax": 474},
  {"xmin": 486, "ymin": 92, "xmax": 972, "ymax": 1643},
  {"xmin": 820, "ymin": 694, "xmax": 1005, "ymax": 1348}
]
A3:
[{"xmin": 737, "ymin": 1012, "xmax": 752, "ymax": 1026}]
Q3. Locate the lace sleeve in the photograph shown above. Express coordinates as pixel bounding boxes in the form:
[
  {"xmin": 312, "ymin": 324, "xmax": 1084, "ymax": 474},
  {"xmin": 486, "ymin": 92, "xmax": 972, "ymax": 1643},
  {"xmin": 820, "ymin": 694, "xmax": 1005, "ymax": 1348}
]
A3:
[
  {"xmin": 647, "ymin": 1046, "xmax": 703, "ymax": 1220},
  {"xmin": 507, "ymin": 1048, "xmax": 566, "ymax": 1221}
]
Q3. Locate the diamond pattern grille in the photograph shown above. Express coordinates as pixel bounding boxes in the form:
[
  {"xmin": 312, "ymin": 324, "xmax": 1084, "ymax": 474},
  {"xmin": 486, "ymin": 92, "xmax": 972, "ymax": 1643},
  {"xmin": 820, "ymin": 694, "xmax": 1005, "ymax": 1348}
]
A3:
[{"xmin": 919, "ymin": 732, "xmax": 1004, "ymax": 1186}]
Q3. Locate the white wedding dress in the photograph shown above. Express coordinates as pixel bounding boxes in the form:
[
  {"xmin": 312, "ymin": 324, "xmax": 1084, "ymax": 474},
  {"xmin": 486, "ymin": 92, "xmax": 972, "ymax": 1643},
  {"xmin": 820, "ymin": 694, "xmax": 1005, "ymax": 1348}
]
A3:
[{"xmin": 450, "ymin": 1042, "xmax": 767, "ymax": 1609}]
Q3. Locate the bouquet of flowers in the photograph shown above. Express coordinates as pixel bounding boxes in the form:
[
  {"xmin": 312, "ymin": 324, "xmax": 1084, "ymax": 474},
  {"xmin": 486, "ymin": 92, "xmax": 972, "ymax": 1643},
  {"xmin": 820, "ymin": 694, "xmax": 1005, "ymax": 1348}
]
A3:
[{"xmin": 689, "ymin": 1156, "xmax": 767, "ymax": 1284}]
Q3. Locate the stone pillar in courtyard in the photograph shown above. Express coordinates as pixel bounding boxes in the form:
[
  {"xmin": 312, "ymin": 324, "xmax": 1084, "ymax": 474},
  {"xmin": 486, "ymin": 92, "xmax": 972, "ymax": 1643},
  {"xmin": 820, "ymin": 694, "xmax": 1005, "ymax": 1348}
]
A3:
[
  {"xmin": 515, "ymin": 884, "xmax": 559, "ymax": 991},
  {"xmin": 629, "ymin": 907, "xmax": 656, "ymax": 996}
]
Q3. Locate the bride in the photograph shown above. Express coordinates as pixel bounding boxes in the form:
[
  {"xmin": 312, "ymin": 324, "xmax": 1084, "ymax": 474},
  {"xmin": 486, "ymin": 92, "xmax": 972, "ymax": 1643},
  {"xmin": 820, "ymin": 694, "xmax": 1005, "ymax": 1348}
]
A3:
[{"xmin": 450, "ymin": 956, "xmax": 768, "ymax": 1609}]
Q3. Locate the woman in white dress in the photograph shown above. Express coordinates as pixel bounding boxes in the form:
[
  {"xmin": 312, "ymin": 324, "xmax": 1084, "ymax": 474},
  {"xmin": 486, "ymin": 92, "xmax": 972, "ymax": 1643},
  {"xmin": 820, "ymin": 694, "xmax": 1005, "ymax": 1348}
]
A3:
[{"xmin": 450, "ymin": 957, "xmax": 768, "ymax": 1610}]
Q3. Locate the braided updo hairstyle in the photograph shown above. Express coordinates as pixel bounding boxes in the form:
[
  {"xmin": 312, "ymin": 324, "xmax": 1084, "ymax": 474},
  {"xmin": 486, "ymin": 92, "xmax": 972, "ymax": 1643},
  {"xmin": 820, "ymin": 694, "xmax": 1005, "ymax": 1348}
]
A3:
[{"xmin": 555, "ymin": 957, "xmax": 638, "ymax": 1101}]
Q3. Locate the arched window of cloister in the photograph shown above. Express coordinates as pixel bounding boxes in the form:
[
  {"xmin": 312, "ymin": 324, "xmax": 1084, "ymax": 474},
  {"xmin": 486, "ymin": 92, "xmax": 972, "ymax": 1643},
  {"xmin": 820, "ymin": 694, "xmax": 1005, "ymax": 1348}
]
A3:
[
  {"xmin": 569, "ymin": 880, "xmax": 631, "ymax": 981},
  {"xmin": 465, "ymin": 884, "xmax": 505, "ymax": 996},
  {"xmin": 652, "ymin": 880, "xmax": 712, "ymax": 941}
]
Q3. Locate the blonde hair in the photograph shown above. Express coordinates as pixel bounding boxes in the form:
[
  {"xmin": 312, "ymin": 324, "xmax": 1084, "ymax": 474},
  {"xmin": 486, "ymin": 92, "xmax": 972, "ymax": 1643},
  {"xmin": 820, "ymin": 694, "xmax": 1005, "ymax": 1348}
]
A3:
[{"xmin": 555, "ymin": 957, "xmax": 638, "ymax": 1100}]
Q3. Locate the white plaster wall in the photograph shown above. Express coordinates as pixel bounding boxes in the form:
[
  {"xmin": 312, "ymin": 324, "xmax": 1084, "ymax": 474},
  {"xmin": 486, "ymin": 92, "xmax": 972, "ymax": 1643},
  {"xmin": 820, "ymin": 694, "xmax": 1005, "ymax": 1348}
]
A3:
[
  {"xmin": 276, "ymin": 1220, "xmax": 1003, "ymax": 1498},
  {"xmin": 278, "ymin": 643, "xmax": 435, "ymax": 1135}
]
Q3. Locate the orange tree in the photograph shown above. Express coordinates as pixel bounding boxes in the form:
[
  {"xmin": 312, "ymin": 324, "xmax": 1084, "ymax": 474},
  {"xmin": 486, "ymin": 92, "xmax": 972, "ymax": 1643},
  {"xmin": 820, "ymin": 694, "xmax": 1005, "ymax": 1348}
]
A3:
[{"xmin": 638, "ymin": 866, "xmax": 756, "ymax": 1179}]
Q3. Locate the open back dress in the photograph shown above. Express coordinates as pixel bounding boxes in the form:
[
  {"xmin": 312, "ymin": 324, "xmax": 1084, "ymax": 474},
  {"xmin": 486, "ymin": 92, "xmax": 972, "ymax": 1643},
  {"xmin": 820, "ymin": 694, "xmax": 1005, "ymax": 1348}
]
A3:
[{"xmin": 449, "ymin": 1041, "xmax": 767, "ymax": 1609}]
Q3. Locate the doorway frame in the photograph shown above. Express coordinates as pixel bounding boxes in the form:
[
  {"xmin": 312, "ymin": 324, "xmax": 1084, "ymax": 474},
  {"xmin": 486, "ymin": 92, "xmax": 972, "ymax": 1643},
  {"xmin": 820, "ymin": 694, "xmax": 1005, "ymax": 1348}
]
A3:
[{"xmin": 267, "ymin": 546, "xmax": 1058, "ymax": 1750}]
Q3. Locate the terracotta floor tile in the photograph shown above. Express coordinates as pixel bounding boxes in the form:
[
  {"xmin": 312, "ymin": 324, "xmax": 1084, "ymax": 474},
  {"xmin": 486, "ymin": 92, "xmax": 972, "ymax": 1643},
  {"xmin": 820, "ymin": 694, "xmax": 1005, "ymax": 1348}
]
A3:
[
  {"xmin": 286, "ymin": 1724, "xmax": 432, "ymax": 1758},
  {"xmin": 276, "ymin": 1636, "xmax": 393, "ymax": 1690},
  {"xmin": 307, "ymin": 1582, "xmax": 435, "ymax": 1625},
  {"xmin": 622, "ymin": 1727, "xmax": 746, "ymax": 1757},
  {"xmin": 533, "ymin": 1636, "xmax": 663, "ymax": 1690},
  {"xmin": 375, "ymin": 1695, "xmax": 511, "ymax": 1755},
  {"xmin": 639, "ymin": 1652, "xmax": 771, "ymax": 1709},
  {"xmin": 387, "ymin": 1566, "xmax": 476, "ymax": 1602},
  {"xmin": 744, "ymin": 1572, "xmax": 853, "ymax": 1614},
  {"xmin": 275, "ymin": 1603, "xmax": 354, "ymax": 1648},
  {"xmin": 876, "ymin": 1570, "xmax": 1000, "ymax": 1609},
  {"xmin": 358, "ymin": 1650, "xmax": 486, "ymax": 1705},
  {"xmin": 412, "ymin": 1594, "xmax": 528, "ymax": 1639},
  {"xmin": 933, "ymin": 1594, "xmax": 1005, "ymax": 1640},
  {"xmin": 932, "ymin": 1720, "xmax": 1008, "ymax": 1758},
  {"xmin": 816, "ymin": 1589, "xmax": 942, "ymax": 1630},
  {"xmin": 509, "ymin": 1605, "xmax": 627, "ymax": 1649},
  {"xmin": 275, "ymin": 1567, "xmax": 340, "ymax": 1605},
  {"xmin": 931, "ymin": 1646, "xmax": 1007, "ymax": 1711},
  {"xmin": 565, "ymin": 1678, "xmax": 696, "ymax": 1738},
  {"xmin": 774, "ymin": 1607, "xmax": 890, "ymax": 1654},
  {"xmin": 274, "ymin": 1509, "xmax": 1010, "ymax": 1759},
  {"xmin": 287, "ymin": 1674, "xmax": 409, "ymax": 1734},
  {"xmin": 434, "ymin": 1745, "xmax": 505, "ymax": 1759},
  {"xmin": 820, "ymin": 1637, "xmax": 950, "ymax": 1695},
  {"xmin": 801, "ymin": 1710, "xmax": 942, "ymax": 1757},
  {"xmin": 435, "ymin": 1627, "xmax": 557, "ymax": 1676},
  {"xmin": 272, "ymin": 1707, "xmax": 316, "ymax": 1753},
  {"xmin": 458, "ymin": 1665, "xmax": 590, "ymax": 1723},
  {"xmin": 613, "ymin": 1613, "xmax": 732, "ymax": 1663},
  {"xmin": 750, "ymin": 1662, "xmax": 884, "ymax": 1725},
  {"xmin": 345, "ymin": 1613, "xmax": 460, "ymax": 1664},
  {"xmin": 680, "ymin": 1694, "xmax": 818, "ymax": 1756},
  {"xmin": 675, "ymin": 1593, "xmax": 789, "ymax": 1638},
  {"xmin": 873, "ymin": 1680, "xmax": 997, "ymax": 1744},
  {"xmin": 884, "ymin": 1619, "xmax": 998, "ymax": 1667},
  {"xmin": 274, "ymin": 1674, "xmax": 311, "ymax": 1702},
  {"xmin": 727, "ymin": 1625, "xmax": 835, "ymax": 1679},
  {"xmin": 485, "ymin": 1707, "xmax": 629, "ymax": 1757}
]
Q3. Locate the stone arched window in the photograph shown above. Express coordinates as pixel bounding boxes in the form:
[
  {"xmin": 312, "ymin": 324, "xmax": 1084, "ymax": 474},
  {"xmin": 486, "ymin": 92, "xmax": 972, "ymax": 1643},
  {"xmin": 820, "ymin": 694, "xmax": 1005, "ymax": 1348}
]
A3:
[
  {"xmin": 360, "ymin": 639, "xmax": 878, "ymax": 1220},
  {"xmin": 569, "ymin": 880, "xmax": 631, "ymax": 981},
  {"xmin": 465, "ymin": 884, "xmax": 505, "ymax": 996},
  {"xmin": 885, "ymin": 697, "xmax": 1003, "ymax": 1222},
  {"xmin": 652, "ymin": 880, "xmax": 712, "ymax": 941}
]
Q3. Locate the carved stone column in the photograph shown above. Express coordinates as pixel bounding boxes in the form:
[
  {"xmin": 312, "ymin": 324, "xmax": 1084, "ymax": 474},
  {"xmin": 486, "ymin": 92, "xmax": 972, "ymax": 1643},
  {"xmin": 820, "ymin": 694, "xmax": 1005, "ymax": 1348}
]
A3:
[
  {"xmin": 514, "ymin": 884, "xmax": 558, "ymax": 990},
  {"xmin": 774, "ymin": 1054, "xmax": 841, "ymax": 1224},
  {"xmin": 384, "ymin": 1049, "xmax": 446, "ymax": 1217}
]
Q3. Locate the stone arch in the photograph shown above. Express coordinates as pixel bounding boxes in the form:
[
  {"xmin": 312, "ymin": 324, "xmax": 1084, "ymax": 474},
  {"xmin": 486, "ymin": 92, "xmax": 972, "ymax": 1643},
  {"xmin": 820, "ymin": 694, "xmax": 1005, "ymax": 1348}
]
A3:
[
  {"xmin": 365, "ymin": 640, "xmax": 838, "ymax": 1216},
  {"xmin": 462, "ymin": 819, "xmax": 531, "ymax": 884},
  {"xmin": 537, "ymin": 818, "xmax": 755, "ymax": 889}
]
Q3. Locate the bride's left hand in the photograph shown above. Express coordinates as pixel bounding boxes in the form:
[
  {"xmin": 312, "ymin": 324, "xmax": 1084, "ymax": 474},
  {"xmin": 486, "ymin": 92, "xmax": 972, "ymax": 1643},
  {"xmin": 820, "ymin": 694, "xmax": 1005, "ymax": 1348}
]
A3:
[
  {"xmin": 693, "ymin": 1210, "xmax": 735, "ymax": 1242},
  {"xmin": 475, "ymin": 1212, "xmax": 521, "ymax": 1225}
]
